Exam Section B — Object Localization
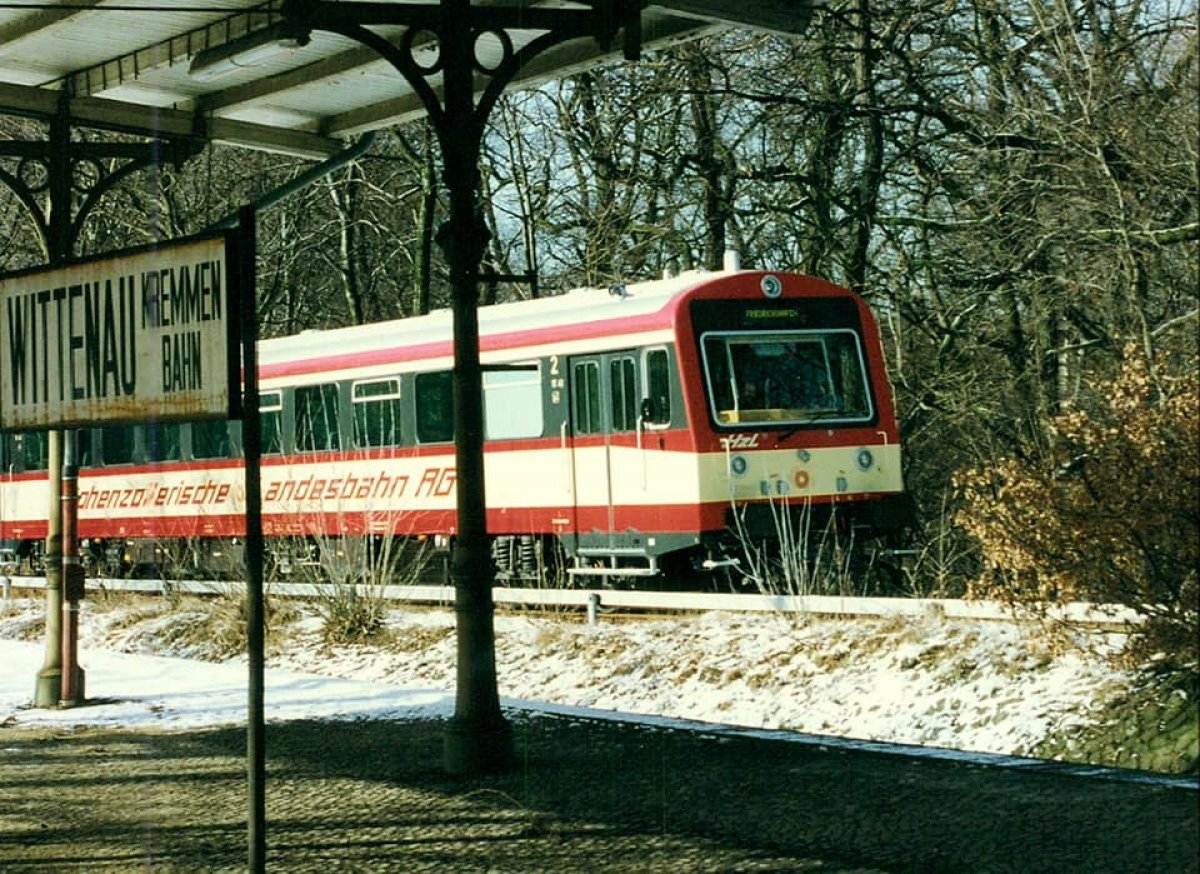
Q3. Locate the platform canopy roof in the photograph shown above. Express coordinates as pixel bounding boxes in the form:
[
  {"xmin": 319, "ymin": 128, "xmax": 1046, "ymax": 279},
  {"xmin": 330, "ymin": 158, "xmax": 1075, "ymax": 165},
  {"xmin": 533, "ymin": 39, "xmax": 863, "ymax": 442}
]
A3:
[{"xmin": 0, "ymin": 1, "xmax": 811, "ymax": 160}]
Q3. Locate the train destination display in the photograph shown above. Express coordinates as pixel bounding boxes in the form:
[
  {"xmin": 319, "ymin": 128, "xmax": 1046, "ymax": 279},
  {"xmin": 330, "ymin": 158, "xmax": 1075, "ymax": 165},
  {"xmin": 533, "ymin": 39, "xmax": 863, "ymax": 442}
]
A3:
[{"xmin": 0, "ymin": 235, "xmax": 237, "ymax": 430}]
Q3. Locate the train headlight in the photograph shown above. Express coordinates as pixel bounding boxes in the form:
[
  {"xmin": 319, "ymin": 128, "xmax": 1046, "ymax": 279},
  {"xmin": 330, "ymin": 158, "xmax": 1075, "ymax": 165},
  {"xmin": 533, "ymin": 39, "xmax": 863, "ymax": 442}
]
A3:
[
  {"xmin": 729, "ymin": 455, "xmax": 748, "ymax": 477},
  {"xmin": 760, "ymin": 275, "xmax": 782, "ymax": 298},
  {"xmin": 856, "ymin": 448, "xmax": 874, "ymax": 471}
]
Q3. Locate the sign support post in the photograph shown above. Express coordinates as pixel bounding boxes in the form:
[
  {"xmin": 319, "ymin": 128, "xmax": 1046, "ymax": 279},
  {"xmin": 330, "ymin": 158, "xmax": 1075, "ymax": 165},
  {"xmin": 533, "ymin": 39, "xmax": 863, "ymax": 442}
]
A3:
[
  {"xmin": 59, "ymin": 429, "xmax": 85, "ymax": 705},
  {"xmin": 236, "ymin": 206, "xmax": 267, "ymax": 874},
  {"xmin": 33, "ymin": 109, "xmax": 71, "ymax": 708}
]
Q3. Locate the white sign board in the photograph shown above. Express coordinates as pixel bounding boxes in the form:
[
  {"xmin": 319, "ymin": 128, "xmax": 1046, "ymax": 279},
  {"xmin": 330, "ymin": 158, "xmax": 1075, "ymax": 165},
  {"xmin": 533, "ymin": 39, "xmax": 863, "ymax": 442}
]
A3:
[{"xmin": 0, "ymin": 234, "xmax": 239, "ymax": 430}]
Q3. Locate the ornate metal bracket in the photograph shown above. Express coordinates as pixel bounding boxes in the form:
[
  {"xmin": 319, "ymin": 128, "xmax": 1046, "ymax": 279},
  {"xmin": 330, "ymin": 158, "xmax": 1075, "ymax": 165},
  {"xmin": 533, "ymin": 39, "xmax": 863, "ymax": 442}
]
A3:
[
  {"xmin": 281, "ymin": 0, "xmax": 642, "ymax": 156},
  {"xmin": 0, "ymin": 103, "xmax": 202, "ymax": 261},
  {"xmin": 282, "ymin": 0, "xmax": 642, "ymax": 279}
]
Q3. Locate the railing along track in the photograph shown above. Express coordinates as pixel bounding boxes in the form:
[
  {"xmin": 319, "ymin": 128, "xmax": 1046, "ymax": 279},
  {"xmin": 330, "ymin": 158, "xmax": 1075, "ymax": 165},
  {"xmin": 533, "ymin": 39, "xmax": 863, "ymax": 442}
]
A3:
[{"xmin": 1, "ymin": 573, "xmax": 1140, "ymax": 629}]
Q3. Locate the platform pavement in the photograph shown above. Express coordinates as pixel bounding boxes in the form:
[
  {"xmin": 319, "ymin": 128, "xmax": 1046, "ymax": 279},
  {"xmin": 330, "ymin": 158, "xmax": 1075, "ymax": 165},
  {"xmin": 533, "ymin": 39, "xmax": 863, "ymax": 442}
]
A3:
[{"xmin": 1, "ymin": 708, "xmax": 1196, "ymax": 872}]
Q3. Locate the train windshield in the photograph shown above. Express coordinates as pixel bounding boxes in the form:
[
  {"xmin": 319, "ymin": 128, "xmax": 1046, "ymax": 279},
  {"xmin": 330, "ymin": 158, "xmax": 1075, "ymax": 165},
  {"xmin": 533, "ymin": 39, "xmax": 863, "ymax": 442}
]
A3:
[{"xmin": 701, "ymin": 330, "xmax": 874, "ymax": 427}]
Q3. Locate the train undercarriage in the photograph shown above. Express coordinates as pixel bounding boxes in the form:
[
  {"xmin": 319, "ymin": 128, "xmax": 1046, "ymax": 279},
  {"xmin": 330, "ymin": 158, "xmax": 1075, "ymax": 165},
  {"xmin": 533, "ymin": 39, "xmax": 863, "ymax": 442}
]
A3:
[{"xmin": 2, "ymin": 493, "xmax": 913, "ymax": 594}]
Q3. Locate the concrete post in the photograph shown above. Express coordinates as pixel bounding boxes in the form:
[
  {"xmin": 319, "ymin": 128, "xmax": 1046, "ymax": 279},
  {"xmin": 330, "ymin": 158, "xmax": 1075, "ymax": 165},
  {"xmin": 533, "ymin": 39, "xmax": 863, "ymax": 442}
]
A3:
[{"xmin": 33, "ymin": 430, "xmax": 63, "ymax": 707}]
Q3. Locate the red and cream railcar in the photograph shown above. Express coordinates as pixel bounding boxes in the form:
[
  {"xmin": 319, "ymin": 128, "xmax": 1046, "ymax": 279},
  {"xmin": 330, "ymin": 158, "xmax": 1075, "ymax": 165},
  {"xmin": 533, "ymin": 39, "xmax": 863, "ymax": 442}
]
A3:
[{"xmin": 0, "ymin": 266, "xmax": 909, "ymax": 582}]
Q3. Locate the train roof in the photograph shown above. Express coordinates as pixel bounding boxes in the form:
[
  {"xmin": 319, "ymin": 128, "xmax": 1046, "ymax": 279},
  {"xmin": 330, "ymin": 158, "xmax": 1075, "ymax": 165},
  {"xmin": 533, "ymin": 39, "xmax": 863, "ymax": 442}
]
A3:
[
  {"xmin": 255, "ymin": 266, "xmax": 861, "ymax": 382},
  {"xmin": 257, "ymin": 267, "xmax": 733, "ymax": 368}
]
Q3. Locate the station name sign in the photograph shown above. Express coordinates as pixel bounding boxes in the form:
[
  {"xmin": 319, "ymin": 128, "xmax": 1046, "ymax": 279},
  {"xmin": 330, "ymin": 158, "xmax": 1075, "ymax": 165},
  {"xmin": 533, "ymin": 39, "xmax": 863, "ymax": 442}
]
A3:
[{"xmin": 0, "ymin": 234, "xmax": 240, "ymax": 430}]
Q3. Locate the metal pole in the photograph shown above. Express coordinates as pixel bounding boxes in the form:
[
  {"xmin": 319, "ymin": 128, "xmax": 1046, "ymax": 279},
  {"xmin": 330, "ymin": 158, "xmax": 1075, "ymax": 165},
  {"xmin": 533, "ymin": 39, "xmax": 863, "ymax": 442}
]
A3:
[
  {"xmin": 437, "ymin": 0, "xmax": 512, "ymax": 776},
  {"xmin": 33, "ymin": 108, "xmax": 72, "ymax": 708},
  {"xmin": 59, "ymin": 429, "xmax": 85, "ymax": 705},
  {"xmin": 280, "ymin": 0, "xmax": 645, "ymax": 776},
  {"xmin": 238, "ymin": 205, "xmax": 267, "ymax": 873}
]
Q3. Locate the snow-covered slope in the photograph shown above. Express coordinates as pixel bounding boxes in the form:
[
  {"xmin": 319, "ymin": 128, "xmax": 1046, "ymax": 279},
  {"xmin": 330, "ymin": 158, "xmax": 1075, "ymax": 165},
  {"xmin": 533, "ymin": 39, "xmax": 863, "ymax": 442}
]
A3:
[{"xmin": 2, "ymin": 595, "xmax": 1147, "ymax": 765}]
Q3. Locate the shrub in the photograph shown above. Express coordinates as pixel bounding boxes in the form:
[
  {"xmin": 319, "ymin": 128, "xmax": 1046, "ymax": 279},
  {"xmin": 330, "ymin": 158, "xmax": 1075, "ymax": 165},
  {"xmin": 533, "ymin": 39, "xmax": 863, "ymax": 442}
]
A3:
[
  {"xmin": 956, "ymin": 345, "xmax": 1198, "ymax": 668},
  {"xmin": 315, "ymin": 584, "xmax": 391, "ymax": 646},
  {"xmin": 302, "ymin": 532, "xmax": 427, "ymax": 646},
  {"xmin": 730, "ymin": 497, "xmax": 860, "ymax": 596}
]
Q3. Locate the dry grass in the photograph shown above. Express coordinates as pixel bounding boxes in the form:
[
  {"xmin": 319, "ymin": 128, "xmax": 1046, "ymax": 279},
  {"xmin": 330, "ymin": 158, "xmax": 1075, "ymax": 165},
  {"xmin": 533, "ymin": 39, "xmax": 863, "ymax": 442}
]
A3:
[
  {"xmin": 150, "ymin": 592, "xmax": 300, "ymax": 660},
  {"xmin": 384, "ymin": 624, "xmax": 454, "ymax": 653}
]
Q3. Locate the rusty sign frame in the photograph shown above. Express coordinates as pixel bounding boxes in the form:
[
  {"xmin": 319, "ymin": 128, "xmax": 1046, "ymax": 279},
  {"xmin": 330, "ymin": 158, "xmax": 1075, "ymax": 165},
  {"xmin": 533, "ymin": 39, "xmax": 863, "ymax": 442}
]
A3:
[{"xmin": 0, "ymin": 232, "xmax": 242, "ymax": 431}]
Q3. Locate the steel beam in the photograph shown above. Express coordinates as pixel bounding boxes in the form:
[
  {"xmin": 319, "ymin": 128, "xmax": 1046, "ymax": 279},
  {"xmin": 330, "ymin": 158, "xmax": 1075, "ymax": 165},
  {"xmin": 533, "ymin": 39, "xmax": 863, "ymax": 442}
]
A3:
[
  {"xmin": 649, "ymin": 0, "xmax": 813, "ymax": 33},
  {"xmin": 0, "ymin": 81, "xmax": 345, "ymax": 160}
]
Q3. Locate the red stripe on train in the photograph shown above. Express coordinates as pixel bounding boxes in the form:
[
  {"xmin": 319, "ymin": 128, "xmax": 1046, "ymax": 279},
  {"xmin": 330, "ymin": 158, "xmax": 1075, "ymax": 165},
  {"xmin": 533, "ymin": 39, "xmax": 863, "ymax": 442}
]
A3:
[
  {"xmin": 4, "ymin": 504, "xmax": 725, "ymax": 540},
  {"xmin": 261, "ymin": 307, "xmax": 678, "ymax": 380}
]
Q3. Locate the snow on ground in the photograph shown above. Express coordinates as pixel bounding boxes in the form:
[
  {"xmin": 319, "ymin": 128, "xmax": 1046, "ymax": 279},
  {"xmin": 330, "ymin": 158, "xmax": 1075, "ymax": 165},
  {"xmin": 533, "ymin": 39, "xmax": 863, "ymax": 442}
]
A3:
[{"xmin": 0, "ymin": 596, "xmax": 1135, "ymax": 760}]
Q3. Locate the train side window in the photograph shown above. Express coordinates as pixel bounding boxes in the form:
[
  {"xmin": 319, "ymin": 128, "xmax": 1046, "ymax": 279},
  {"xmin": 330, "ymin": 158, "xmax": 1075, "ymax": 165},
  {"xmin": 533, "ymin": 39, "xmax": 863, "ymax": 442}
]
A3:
[
  {"xmin": 572, "ymin": 361, "xmax": 601, "ymax": 434},
  {"xmin": 5, "ymin": 431, "xmax": 47, "ymax": 471},
  {"xmin": 827, "ymin": 333, "xmax": 871, "ymax": 417},
  {"xmin": 484, "ymin": 364, "xmax": 541, "ymax": 440},
  {"xmin": 26, "ymin": 431, "xmax": 48, "ymax": 470},
  {"xmin": 296, "ymin": 383, "xmax": 342, "ymax": 452},
  {"xmin": 415, "ymin": 371, "xmax": 454, "ymax": 443},
  {"xmin": 192, "ymin": 419, "xmax": 231, "ymax": 459},
  {"xmin": 642, "ymin": 348, "xmax": 672, "ymax": 427},
  {"xmin": 260, "ymin": 391, "xmax": 283, "ymax": 455},
  {"xmin": 352, "ymin": 378, "xmax": 403, "ymax": 448},
  {"xmin": 609, "ymin": 357, "xmax": 638, "ymax": 432},
  {"xmin": 146, "ymin": 422, "xmax": 182, "ymax": 462},
  {"xmin": 26, "ymin": 432, "xmax": 47, "ymax": 470},
  {"xmin": 100, "ymin": 425, "xmax": 137, "ymax": 465},
  {"xmin": 76, "ymin": 429, "xmax": 93, "ymax": 466}
]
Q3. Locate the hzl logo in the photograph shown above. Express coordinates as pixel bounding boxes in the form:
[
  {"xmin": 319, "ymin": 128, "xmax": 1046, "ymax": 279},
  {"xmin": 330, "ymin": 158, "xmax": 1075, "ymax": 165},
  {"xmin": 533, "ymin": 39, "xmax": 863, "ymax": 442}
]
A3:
[{"xmin": 720, "ymin": 433, "xmax": 761, "ymax": 450}]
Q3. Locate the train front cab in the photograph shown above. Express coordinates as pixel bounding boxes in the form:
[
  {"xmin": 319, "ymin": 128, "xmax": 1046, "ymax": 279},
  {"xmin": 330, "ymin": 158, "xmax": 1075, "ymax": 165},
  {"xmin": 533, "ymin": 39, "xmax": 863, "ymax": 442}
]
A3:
[
  {"xmin": 551, "ymin": 270, "xmax": 910, "ymax": 585},
  {"xmin": 678, "ymin": 271, "xmax": 910, "ymax": 575}
]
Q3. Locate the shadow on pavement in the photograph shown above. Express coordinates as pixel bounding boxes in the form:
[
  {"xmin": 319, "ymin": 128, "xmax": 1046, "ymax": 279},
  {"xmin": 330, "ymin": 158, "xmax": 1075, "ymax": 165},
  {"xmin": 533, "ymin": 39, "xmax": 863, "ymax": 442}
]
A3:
[{"xmin": 2, "ymin": 711, "xmax": 1196, "ymax": 872}]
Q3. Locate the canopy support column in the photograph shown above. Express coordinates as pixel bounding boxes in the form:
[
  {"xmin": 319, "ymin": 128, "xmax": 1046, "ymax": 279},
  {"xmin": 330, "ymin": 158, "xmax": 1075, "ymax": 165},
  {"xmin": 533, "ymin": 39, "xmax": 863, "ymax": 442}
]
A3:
[{"xmin": 282, "ymin": 0, "xmax": 643, "ymax": 775}]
